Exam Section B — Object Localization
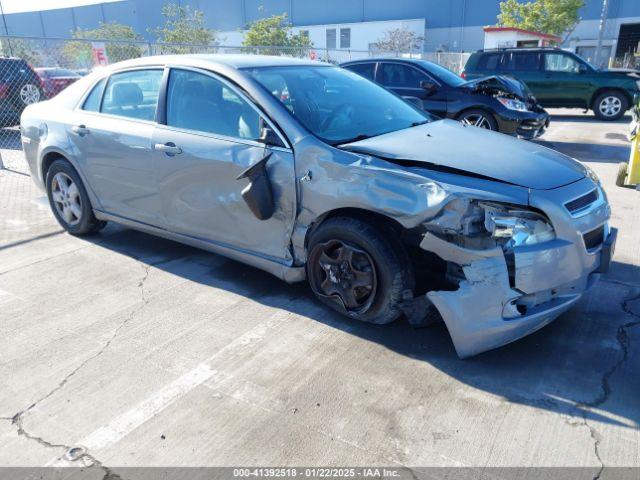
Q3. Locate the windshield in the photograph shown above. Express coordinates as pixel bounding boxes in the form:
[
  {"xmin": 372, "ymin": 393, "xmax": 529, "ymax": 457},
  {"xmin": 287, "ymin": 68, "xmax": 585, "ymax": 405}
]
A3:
[
  {"xmin": 246, "ymin": 65, "xmax": 429, "ymax": 145},
  {"xmin": 418, "ymin": 61, "xmax": 466, "ymax": 87}
]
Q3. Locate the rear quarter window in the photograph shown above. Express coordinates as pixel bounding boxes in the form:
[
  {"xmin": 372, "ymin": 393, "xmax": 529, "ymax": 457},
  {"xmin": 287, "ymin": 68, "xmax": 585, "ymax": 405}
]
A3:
[
  {"xmin": 344, "ymin": 62, "xmax": 376, "ymax": 81},
  {"xmin": 477, "ymin": 53, "xmax": 502, "ymax": 70},
  {"xmin": 82, "ymin": 78, "xmax": 106, "ymax": 112}
]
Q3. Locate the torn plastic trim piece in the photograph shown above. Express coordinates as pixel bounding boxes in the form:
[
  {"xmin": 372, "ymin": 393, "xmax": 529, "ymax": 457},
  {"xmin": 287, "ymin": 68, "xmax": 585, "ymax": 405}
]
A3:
[{"xmin": 236, "ymin": 152, "xmax": 275, "ymax": 221}]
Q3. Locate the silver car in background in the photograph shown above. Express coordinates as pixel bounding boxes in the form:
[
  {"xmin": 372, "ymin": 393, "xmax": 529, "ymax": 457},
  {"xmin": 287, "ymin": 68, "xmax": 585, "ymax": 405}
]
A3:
[{"xmin": 20, "ymin": 55, "xmax": 616, "ymax": 358}]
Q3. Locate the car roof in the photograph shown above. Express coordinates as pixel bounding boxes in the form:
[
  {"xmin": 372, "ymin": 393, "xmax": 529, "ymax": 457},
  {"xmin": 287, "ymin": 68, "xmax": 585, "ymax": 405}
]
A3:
[
  {"xmin": 341, "ymin": 57, "xmax": 425, "ymax": 65},
  {"xmin": 474, "ymin": 47, "xmax": 564, "ymax": 54},
  {"xmin": 110, "ymin": 54, "xmax": 331, "ymax": 71}
]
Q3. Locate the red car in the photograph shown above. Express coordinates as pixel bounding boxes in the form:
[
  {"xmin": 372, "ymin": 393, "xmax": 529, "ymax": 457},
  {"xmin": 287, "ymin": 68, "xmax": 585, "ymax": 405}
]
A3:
[{"xmin": 35, "ymin": 67, "xmax": 81, "ymax": 98}]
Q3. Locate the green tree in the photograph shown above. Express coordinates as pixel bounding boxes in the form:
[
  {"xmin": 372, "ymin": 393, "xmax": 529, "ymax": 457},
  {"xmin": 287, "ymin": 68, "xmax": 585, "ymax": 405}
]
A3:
[
  {"xmin": 63, "ymin": 22, "xmax": 145, "ymax": 68},
  {"xmin": 149, "ymin": 3, "xmax": 217, "ymax": 53},
  {"xmin": 497, "ymin": 0, "xmax": 585, "ymax": 37},
  {"xmin": 242, "ymin": 13, "xmax": 312, "ymax": 57}
]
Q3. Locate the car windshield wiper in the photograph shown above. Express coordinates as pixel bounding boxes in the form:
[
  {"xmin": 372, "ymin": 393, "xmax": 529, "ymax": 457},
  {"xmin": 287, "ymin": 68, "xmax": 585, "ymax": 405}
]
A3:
[
  {"xmin": 411, "ymin": 120, "xmax": 429, "ymax": 127},
  {"xmin": 332, "ymin": 133, "xmax": 372, "ymax": 146}
]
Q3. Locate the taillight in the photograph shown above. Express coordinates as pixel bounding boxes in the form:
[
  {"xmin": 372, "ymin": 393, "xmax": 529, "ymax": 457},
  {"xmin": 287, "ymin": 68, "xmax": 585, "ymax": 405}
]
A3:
[{"xmin": 460, "ymin": 71, "xmax": 466, "ymax": 79}]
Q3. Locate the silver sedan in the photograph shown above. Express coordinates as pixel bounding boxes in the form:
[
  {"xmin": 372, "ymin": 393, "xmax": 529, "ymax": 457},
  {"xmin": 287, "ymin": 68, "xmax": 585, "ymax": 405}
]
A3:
[{"xmin": 20, "ymin": 55, "xmax": 616, "ymax": 357}]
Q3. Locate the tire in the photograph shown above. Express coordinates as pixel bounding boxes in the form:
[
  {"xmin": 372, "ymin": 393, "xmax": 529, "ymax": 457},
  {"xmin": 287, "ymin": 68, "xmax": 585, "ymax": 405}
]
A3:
[
  {"xmin": 457, "ymin": 109, "xmax": 498, "ymax": 131},
  {"xmin": 306, "ymin": 216, "xmax": 414, "ymax": 325},
  {"xmin": 593, "ymin": 91, "xmax": 628, "ymax": 121},
  {"xmin": 616, "ymin": 162, "xmax": 628, "ymax": 187},
  {"xmin": 45, "ymin": 159, "xmax": 106, "ymax": 235}
]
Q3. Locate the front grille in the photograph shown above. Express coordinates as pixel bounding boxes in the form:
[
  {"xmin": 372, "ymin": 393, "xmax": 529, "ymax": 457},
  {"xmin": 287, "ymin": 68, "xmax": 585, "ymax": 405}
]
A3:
[
  {"xmin": 565, "ymin": 189, "xmax": 599, "ymax": 215},
  {"xmin": 583, "ymin": 225, "xmax": 605, "ymax": 251}
]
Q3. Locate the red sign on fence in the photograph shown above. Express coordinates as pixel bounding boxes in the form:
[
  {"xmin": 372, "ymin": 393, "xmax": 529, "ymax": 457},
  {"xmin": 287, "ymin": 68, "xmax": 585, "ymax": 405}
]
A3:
[{"xmin": 91, "ymin": 42, "xmax": 109, "ymax": 66}]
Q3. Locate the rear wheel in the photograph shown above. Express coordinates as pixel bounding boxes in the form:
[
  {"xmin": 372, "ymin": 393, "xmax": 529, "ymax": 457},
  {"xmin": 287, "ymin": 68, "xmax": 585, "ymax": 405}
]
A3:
[
  {"xmin": 593, "ymin": 91, "xmax": 628, "ymax": 121},
  {"xmin": 458, "ymin": 109, "xmax": 498, "ymax": 131},
  {"xmin": 306, "ymin": 217, "xmax": 414, "ymax": 324},
  {"xmin": 46, "ymin": 159, "xmax": 106, "ymax": 235}
]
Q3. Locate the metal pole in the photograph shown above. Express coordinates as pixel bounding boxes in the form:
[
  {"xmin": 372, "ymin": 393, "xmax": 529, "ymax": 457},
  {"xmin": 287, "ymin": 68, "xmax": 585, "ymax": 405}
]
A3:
[
  {"xmin": 594, "ymin": 0, "xmax": 610, "ymax": 68},
  {"xmin": 0, "ymin": 0, "xmax": 12, "ymax": 56}
]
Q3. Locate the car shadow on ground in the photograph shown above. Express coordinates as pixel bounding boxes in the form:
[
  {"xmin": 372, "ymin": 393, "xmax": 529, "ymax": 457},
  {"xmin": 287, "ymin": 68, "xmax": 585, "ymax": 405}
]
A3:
[
  {"xmin": 78, "ymin": 224, "xmax": 640, "ymax": 432},
  {"xmin": 535, "ymin": 139, "xmax": 629, "ymax": 163},
  {"xmin": 549, "ymin": 113, "xmax": 632, "ymax": 124},
  {"xmin": 0, "ymin": 127, "xmax": 23, "ymax": 150}
]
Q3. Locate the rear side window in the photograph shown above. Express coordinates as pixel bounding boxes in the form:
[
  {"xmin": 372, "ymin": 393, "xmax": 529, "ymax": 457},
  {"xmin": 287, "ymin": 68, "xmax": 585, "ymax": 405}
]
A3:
[
  {"xmin": 82, "ymin": 78, "xmax": 106, "ymax": 112},
  {"xmin": 101, "ymin": 69, "xmax": 162, "ymax": 121},
  {"xmin": 503, "ymin": 52, "xmax": 540, "ymax": 72},
  {"xmin": 379, "ymin": 63, "xmax": 427, "ymax": 88},
  {"xmin": 477, "ymin": 53, "xmax": 502, "ymax": 70},
  {"xmin": 344, "ymin": 63, "xmax": 376, "ymax": 81}
]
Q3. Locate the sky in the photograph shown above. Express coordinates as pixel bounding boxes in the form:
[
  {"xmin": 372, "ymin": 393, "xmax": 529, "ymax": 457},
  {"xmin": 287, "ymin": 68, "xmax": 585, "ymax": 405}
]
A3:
[{"xmin": 0, "ymin": 0, "xmax": 123, "ymax": 14}]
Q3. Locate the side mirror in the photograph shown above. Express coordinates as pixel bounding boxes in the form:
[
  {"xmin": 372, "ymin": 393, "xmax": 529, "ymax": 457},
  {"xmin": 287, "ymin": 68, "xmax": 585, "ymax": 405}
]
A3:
[
  {"xmin": 258, "ymin": 126, "xmax": 286, "ymax": 148},
  {"xmin": 577, "ymin": 64, "xmax": 588, "ymax": 74},
  {"xmin": 420, "ymin": 80, "xmax": 438, "ymax": 93}
]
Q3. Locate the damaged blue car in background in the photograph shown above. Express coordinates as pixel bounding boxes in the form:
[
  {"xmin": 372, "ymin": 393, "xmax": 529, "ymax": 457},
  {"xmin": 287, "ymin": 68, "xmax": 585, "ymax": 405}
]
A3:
[{"xmin": 20, "ymin": 55, "xmax": 617, "ymax": 357}]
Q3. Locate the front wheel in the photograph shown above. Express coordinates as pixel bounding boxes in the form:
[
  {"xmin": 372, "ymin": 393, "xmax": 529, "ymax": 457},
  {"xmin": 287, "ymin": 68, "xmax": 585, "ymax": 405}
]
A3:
[
  {"xmin": 593, "ymin": 91, "xmax": 628, "ymax": 121},
  {"xmin": 458, "ymin": 109, "xmax": 498, "ymax": 131},
  {"xmin": 306, "ymin": 217, "xmax": 414, "ymax": 324},
  {"xmin": 46, "ymin": 159, "xmax": 106, "ymax": 235}
]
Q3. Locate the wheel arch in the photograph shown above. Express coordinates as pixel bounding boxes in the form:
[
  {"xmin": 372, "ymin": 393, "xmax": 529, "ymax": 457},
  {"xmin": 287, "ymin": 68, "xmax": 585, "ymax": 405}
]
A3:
[
  {"xmin": 455, "ymin": 107, "xmax": 498, "ymax": 125},
  {"xmin": 590, "ymin": 87, "xmax": 632, "ymax": 110},
  {"xmin": 39, "ymin": 147, "xmax": 102, "ymax": 210},
  {"xmin": 304, "ymin": 207, "xmax": 407, "ymax": 252}
]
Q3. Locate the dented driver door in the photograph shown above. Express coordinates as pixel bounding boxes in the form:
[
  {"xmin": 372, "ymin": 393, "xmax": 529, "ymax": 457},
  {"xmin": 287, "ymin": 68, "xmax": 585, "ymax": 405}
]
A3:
[{"xmin": 152, "ymin": 67, "xmax": 297, "ymax": 263}]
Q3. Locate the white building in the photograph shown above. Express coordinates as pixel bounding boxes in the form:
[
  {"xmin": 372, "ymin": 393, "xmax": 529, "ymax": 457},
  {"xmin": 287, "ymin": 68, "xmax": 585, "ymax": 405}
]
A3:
[{"xmin": 219, "ymin": 18, "xmax": 426, "ymax": 53}]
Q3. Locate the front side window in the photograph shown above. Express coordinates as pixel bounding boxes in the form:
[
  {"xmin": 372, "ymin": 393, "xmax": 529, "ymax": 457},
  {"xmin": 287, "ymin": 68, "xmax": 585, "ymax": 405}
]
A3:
[
  {"xmin": 166, "ymin": 69, "xmax": 260, "ymax": 140},
  {"xmin": 379, "ymin": 63, "xmax": 427, "ymax": 88},
  {"xmin": 344, "ymin": 62, "xmax": 376, "ymax": 81},
  {"xmin": 82, "ymin": 77, "xmax": 106, "ymax": 112},
  {"xmin": 503, "ymin": 52, "xmax": 540, "ymax": 72},
  {"xmin": 247, "ymin": 65, "xmax": 429, "ymax": 145},
  {"xmin": 101, "ymin": 69, "xmax": 162, "ymax": 121},
  {"xmin": 545, "ymin": 53, "xmax": 582, "ymax": 73},
  {"xmin": 326, "ymin": 29, "xmax": 336, "ymax": 49}
]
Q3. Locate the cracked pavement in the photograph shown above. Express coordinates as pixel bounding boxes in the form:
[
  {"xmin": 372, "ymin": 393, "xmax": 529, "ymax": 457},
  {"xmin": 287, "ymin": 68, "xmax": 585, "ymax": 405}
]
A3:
[{"xmin": 0, "ymin": 110, "xmax": 638, "ymax": 472}]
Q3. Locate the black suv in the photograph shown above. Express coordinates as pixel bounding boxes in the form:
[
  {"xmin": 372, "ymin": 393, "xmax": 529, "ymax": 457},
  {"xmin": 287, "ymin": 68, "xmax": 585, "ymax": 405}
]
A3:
[
  {"xmin": 342, "ymin": 58, "xmax": 549, "ymax": 138},
  {"xmin": 463, "ymin": 48, "xmax": 640, "ymax": 121},
  {"xmin": 0, "ymin": 57, "xmax": 44, "ymax": 127}
]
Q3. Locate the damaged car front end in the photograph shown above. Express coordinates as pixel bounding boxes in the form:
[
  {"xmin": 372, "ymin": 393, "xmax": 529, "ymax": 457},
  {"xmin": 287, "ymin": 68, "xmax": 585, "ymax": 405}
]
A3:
[
  {"xmin": 316, "ymin": 118, "xmax": 616, "ymax": 358},
  {"xmin": 461, "ymin": 75, "xmax": 550, "ymax": 139}
]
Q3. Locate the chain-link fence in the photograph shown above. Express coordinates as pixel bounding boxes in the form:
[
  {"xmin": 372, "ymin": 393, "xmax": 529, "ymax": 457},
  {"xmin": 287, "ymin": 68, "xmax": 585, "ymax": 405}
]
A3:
[{"xmin": 0, "ymin": 35, "xmax": 470, "ymax": 175}]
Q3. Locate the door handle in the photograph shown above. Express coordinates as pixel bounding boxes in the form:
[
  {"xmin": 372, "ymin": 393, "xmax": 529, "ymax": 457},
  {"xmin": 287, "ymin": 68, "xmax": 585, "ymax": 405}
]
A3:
[
  {"xmin": 71, "ymin": 124, "xmax": 90, "ymax": 136},
  {"xmin": 154, "ymin": 142, "xmax": 182, "ymax": 156}
]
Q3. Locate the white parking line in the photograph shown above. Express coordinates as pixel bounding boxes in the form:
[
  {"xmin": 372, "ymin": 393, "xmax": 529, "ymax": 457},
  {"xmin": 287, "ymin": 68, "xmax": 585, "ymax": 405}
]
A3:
[{"xmin": 46, "ymin": 312, "xmax": 291, "ymax": 466}]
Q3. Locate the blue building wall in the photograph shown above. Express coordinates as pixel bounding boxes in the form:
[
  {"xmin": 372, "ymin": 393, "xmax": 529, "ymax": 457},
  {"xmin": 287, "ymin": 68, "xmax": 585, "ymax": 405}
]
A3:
[{"xmin": 1, "ymin": 0, "xmax": 639, "ymax": 40}]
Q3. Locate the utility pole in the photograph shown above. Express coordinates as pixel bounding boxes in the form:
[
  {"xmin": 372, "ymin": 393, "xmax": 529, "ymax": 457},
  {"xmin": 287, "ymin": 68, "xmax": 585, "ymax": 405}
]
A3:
[
  {"xmin": 0, "ymin": 0, "xmax": 13, "ymax": 57},
  {"xmin": 594, "ymin": 0, "xmax": 610, "ymax": 68}
]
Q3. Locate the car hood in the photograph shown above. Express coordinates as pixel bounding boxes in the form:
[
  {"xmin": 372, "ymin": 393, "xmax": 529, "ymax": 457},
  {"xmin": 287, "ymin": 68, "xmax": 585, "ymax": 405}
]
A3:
[
  {"xmin": 340, "ymin": 119, "xmax": 586, "ymax": 190},
  {"xmin": 460, "ymin": 75, "xmax": 532, "ymax": 100}
]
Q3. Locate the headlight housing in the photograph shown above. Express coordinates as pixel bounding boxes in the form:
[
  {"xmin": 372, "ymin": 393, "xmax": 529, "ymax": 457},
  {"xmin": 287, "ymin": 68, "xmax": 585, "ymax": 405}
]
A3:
[
  {"xmin": 481, "ymin": 203, "xmax": 555, "ymax": 247},
  {"xmin": 497, "ymin": 97, "xmax": 528, "ymax": 112},
  {"xmin": 584, "ymin": 163, "xmax": 601, "ymax": 185}
]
